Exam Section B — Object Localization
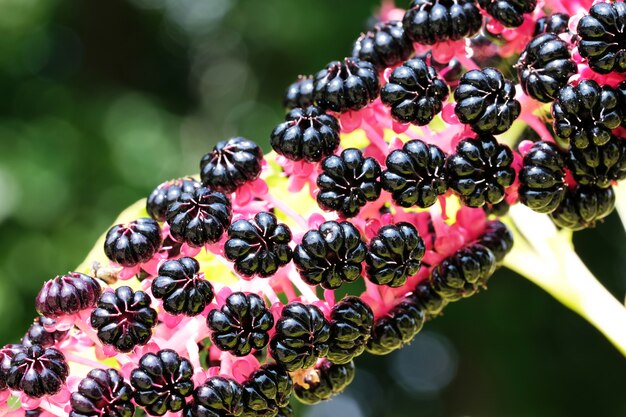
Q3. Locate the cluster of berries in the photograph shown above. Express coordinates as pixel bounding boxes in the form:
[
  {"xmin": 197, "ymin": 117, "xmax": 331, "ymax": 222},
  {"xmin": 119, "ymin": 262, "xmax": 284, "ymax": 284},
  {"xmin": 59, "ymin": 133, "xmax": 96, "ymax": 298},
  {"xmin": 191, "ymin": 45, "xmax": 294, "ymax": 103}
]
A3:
[{"xmin": 2, "ymin": 0, "xmax": 626, "ymax": 416}]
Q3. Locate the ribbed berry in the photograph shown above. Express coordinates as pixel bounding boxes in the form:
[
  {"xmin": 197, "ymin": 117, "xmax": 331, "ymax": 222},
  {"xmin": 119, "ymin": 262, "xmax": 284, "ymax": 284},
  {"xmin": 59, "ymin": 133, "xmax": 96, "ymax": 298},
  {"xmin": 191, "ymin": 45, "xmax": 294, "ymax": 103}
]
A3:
[
  {"xmin": 479, "ymin": 220, "xmax": 514, "ymax": 264},
  {"xmin": 316, "ymin": 148, "xmax": 381, "ymax": 218},
  {"xmin": 568, "ymin": 136, "xmax": 626, "ymax": 188},
  {"xmin": 366, "ymin": 296, "xmax": 425, "ymax": 355},
  {"xmin": 534, "ymin": 13, "xmax": 570, "ymax": 35},
  {"xmin": 185, "ymin": 377, "xmax": 243, "ymax": 417},
  {"xmin": 241, "ymin": 364, "xmax": 293, "ymax": 417},
  {"xmin": 327, "ymin": 296, "xmax": 374, "ymax": 364},
  {"xmin": 519, "ymin": 141, "xmax": 567, "ymax": 214},
  {"xmin": 147, "ymin": 177, "xmax": 201, "ymax": 222},
  {"xmin": 313, "ymin": 58, "xmax": 379, "ymax": 113},
  {"xmin": 366, "ymin": 222, "xmax": 425, "ymax": 287},
  {"xmin": 104, "ymin": 218, "xmax": 162, "ymax": 267},
  {"xmin": 90, "ymin": 286, "xmax": 158, "ymax": 353},
  {"xmin": 517, "ymin": 33, "xmax": 577, "ymax": 103},
  {"xmin": 352, "ymin": 20, "xmax": 413, "ymax": 71},
  {"xmin": 550, "ymin": 185, "xmax": 616, "ymax": 230},
  {"xmin": 270, "ymin": 106, "xmax": 340, "ymax": 163},
  {"xmin": 35, "ymin": 272, "xmax": 102, "ymax": 318},
  {"xmin": 200, "ymin": 137, "xmax": 263, "ymax": 194},
  {"xmin": 0, "ymin": 344, "xmax": 26, "ymax": 392},
  {"xmin": 131, "ymin": 349, "xmax": 194, "ymax": 416},
  {"xmin": 552, "ymin": 80, "xmax": 622, "ymax": 149},
  {"xmin": 207, "ymin": 292, "xmax": 274, "ymax": 357},
  {"xmin": 446, "ymin": 136, "xmax": 516, "ymax": 207},
  {"xmin": 413, "ymin": 282, "xmax": 447, "ymax": 320},
  {"xmin": 6, "ymin": 345, "xmax": 69, "ymax": 398},
  {"xmin": 478, "ymin": 0, "xmax": 536, "ymax": 28},
  {"xmin": 403, "ymin": 0, "xmax": 482, "ymax": 45},
  {"xmin": 70, "ymin": 369, "xmax": 135, "ymax": 417},
  {"xmin": 152, "ymin": 257, "xmax": 214, "ymax": 316},
  {"xmin": 167, "ymin": 187, "xmax": 232, "ymax": 248},
  {"xmin": 22, "ymin": 318, "xmax": 68, "ymax": 348},
  {"xmin": 576, "ymin": 2, "xmax": 626, "ymax": 74},
  {"xmin": 293, "ymin": 220, "xmax": 367, "ymax": 289},
  {"xmin": 224, "ymin": 212, "xmax": 292, "ymax": 278},
  {"xmin": 283, "ymin": 75, "xmax": 314, "ymax": 110},
  {"xmin": 269, "ymin": 302, "xmax": 330, "ymax": 371},
  {"xmin": 381, "ymin": 139, "xmax": 448, "ymax": 208},
  {"xmin": 293, "ymin": 360, "xmax": 355, "ymax": 405},
  {"xmin": 454, "ymin": 68, "xmax": 521, "ymax": 134},
  {"xmin": 483, "ymin": 200, "xmax": 510, "ymax": 217},
  {"xmin": 381, "ymin": 57, "xmax": 449, "ymax": 125}
]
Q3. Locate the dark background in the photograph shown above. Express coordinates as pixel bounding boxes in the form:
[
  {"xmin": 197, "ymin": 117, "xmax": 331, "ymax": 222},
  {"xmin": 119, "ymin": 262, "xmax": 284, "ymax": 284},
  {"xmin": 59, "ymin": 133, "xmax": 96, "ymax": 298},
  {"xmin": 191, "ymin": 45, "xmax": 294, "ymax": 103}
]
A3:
[{"xmin": 0, "ymin": 1, "xmax": 625, "ymax": 416}]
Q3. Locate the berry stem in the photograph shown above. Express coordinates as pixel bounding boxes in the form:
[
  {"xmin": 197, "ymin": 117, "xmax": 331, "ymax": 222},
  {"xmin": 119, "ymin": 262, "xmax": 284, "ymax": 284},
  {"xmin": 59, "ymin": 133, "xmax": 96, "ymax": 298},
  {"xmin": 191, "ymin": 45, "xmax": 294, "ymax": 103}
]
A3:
[
  {"xmin": 38, "ymin": 401, "xmax": 66, "ymax": 417},
  {"xmin": 63, "ymin": 351, "xmax": 109, "ymax": 369},
  {"xmin": 262, "ymin": 193, "xmax": 309, "ymax": 230},
  {"xmin": 455, "ymin": 51, "xmax": 480, "ymax": 72},
  {"xmin": 361, "ymin": 118, "xmax": 389, "ymax": 155}
]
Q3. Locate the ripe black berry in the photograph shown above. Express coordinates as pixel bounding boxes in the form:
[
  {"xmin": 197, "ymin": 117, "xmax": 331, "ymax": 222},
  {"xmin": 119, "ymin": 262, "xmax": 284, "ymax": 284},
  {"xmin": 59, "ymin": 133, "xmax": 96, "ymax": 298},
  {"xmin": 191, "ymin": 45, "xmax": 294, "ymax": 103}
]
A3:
[
  {"xmin": 131, "ymin": 349, "xmax": 194, "ymax": 416},
  {"xmin": 568, "ymin": 135, "xmax": 626, "ymax": 188},
  {"xmin": 293, "ymin": 360, "xmax": 355, "ymax": 405},
  {"xmin": 185, "ymin": 376, "xmax": 243, "ymax": 417},
  {"xmin": 147, "ymin": 177, "xmax": 201, "ymax": 222},
  {"xmin": 317, "ymin": 148, "xmax": 381, "ymax": 218},
  {"xmin": 550, "ymin": 185, "xmax": 616, "ymax": 230},
  {"xmin": 241, "ymin": 364, "xmax": 293, "ymax": 417},
  {"xmin": 577, "ymin": 2, "xmax": 626, "ymax": 74},
  {"xmin": 366, "ymin": 296, "xmax": 424, "ymax": 355},
  {"xmin": 403, "ymin": 0, "xmax": 482, "ymax": 45},
  {"xmin": 167, "ymin": 187, "xmax": 232, "ymax": 248},
  {"xmin": 0, "ymin": 344, "xmax": 26, "ymax": 392},
  {"xmin": 70, "ymin": 369, "xmax": 135, "ymax": 417},
  {"xmin": 152, "ymin": 257, "xmax": 214, "ymax": 316},
  {"xmin": 200, "ymin": 137, "xmax": 263, "ymax": 194},
  {"xmin": 552, "ymin": 80, "xmax": 622, "ymax": 149},
  {"xmin": 224, "ymin": 212, "xmax": 292, "ymax": 278},
  {"xmin": 104, "ymin": 218, "xmax": 162, "ymax": 267},
  {"xmin": 6, "ymin": 345, "xmax": 69, "ymax": 398},
  {"xmin": 518, "ymin": 141, "xmax": 567, "ymax": 214},
  {"xmin": 454, "ymin": 68, "xmax": 521, "ymax": 134},
  {"xmin": 22, "ymin": 318, "xmax": 68, "ymax": 348},
  {"xmin": 483, "ymin": 200, "xmax": 510, "ymax": 217},
  {"xmin": 270, "ymin": 106, "xmax": 340, "ymax": 163},
  {"xmin": 283, "ymin": 75, "xmax": 314, "ymax": 110},
  {"xmin": 327, "ymin": 296, "xmax": 374, "ymax": 364},
  {"xmin": 313, "ymin": 58, "xmax": 379, "ymax": 113},
  {"xmin": 269, "ymin": 302, "xmax": 330, "ymax": 371},
  {"xmin": 35, "ymin": 272, "xmax": 102, "ymax": 318},
  {"xmin": 207, "ymin": 292, "xmax": 274, "ymax": 357},
  {"xmin": 534, "ymin": 13, "xmax": 570, "ymax": 35},
  {"xmin": 478, "ymin": 0, "xmax": 536, "ymax": 28},
  {"xmin": 293, "ymin": 220, "xmax": 367, "ymax": 289},
  {"xmin": 381, "ymin": 57, "xmax": 449, "ymax": 125},
  {"xmin": 381, "ymin": 139, "xmax": 448, "ymax": 208},
  {"xmin": 413, "ymin": 281, "xmax": 447, "ymax": 320},
  {"xmin": 90, "ymin": 286, "xmax": 158, "ymax": 353},
  {"xmin": 479, "ymin": 220, "xmax": 514, "ymax": 264},
  {"xmin": 447, "ymin": 136, "xmax": 516, "ymax": 207},
  {"xmin": 517, "ymin": 33, "xmax": 577, "ymax": 103},
  {"xmin": 366, "ymin": 222, "xmax": 426, "ymax": 287},
  {"xmin": 352, "ymin": 20, "xmax": 413, "ymax": 71}
]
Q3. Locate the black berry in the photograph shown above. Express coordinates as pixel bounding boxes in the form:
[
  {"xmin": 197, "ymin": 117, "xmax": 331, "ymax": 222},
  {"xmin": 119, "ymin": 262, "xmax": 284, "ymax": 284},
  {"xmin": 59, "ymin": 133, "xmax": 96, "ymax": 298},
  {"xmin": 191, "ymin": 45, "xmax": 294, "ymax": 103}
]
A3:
[
  {"xmin": 478, "ymin": 0, "xmax": 536, "ymax": 28},
  {"xmin": 413, "ymin": 281, "xmax": 447, "ymax": 320},
  {"xmin": 352, "ymin": 20, "xmax": 413, "ymax": 71},
  {"xmin": 478, "ymin": 220, "xmax": 514, "ymax": 264},
  {"xmin": 576, "ymin": 2, "xmax": 626, "ymax": 74},
  {"xmin": 35, "ymin": 272, "xmax": 102, "ymax": 318},
  {"xmin": 6, "ymin": 345, "xmax": 69, "ymax": 398},
  {"xmin": 293, "ymin": 360, "xmax": 355, "ymax": 405},
  {"xmin": 366, "ymin": 296, "xmax": 424, "ymax": 355},
  {"xmin": 550, "ymin": 185, "xmax": 616, "ymax": 230},
  {"xmin": 568, "ymin": 135, "xmax": 626, "ymax": 188},
  {"xmin": 534, "ymin": 13, "xmax": 570, "ymax": 35},
  {"xmin": 70, "ymin": 369, "xmax": 135, "ymax": 417},
  {"xmin": 327, "ymin": 296, "xmax": 374, "ymax": 364},
  {"xmin": 104, "ymin": 218, "xmax": 162, "ymax": 267},
  {"xmin": 147, "ymin": 177, "xmax": 201, "ymax": 222},
  {"xmin": 518, "ymin": 141, "xmax": 567, "ymax": 214},
  {"xmin": 241, "ymin": 364, "xmax": 293, "ymax": 417},
  {"xmin": 22, "ymin": 317, "xmax": 68, "ymax": 348},
  {"xmin": 200, "ymin": 137, "xmax": 263, "ymax": 194},
  {"xmin": 185, "ymin": 377, "xmax": 243, "ymax": 417},
  {"xmin": 403, "ymin": 0, "xmax": 482, "ymax": 45},
  {"xmin": 283, "ymin": 75, "xmax": 314, "ymax": 110},
  {"xmin": 0, "ymin": 344, "xmax": 26, "ymax": 392}
]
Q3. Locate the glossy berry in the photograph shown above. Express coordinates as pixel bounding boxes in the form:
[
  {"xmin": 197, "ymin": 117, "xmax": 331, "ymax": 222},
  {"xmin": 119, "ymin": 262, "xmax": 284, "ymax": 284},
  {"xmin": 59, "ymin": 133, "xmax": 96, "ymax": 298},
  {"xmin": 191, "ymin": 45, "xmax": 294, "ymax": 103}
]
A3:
[
  {"xmin": 0, "ymin": 344, "xmax": 26, "ymax": 392},
  {"xmin": 185, "ymin": 377, "xmax": 243, "ymax": 417},
  {"xmin": 413, "ymin": 281, "xmax": 447, "ymax": 320},
  {"xmin": 479, "ymin": 220, "xmax": 514, "ymax": 264},
  {"xmin": 534, "ymin": 13, "xmax": 570, "ymax": 35},
  {"xmin": 518, "ymin": 141, "xmax": 567, "ymax": 214},
  {"xmin": 316, "ymin": 148, "xmax": 381, "ymax": 218},
  {"xmin": 207, "ymin": 292, "xmax": 274, "ymax": 356},
  {"xmin": 313, "ymin": 58, "xmax": 379, "ymax": 113},
  {"xmin": 167, "ymin": 187, "xmax": 232, "ymax": 248},
  {"xmin": 104, "ymin": 218, "xmax": 162, "ymax": 267},
  {"xmin": 403, "ymin": 0, "xmax": 482, "ymax": 45},
  {"xmin": 568, "ymin": 136, "xmax": 626, "ymax": 188},
  {"xmin": 283, "ymin": 75, "xmax": 314, "ymax": 110},
  {"xmin": 550, "ymin": 185, "xmax": 616, "ymax": 230},
  {"xmin": 478, "ymin": 0, "xmax": 536, "ymax": 28},
  {"xmin": 22, "ymin": 318, "xmax": 68, "ymax": 348},
  {"xmin": 352, "ymin": 20, "xmax": 413, "ymax": 71},
  {"xmin": 517, "ymin": 33, "xmax": 577, "ymax": 103},
  {"xmin": 152, "ymin": 257, "xmax": 214, "ymax": 316},
  {"xmin": 6, "ymin": 345, "xmax": 69, "ymax": 398},
  {"xmin": 147, "ymin": 177, "xmax": 201, "ymax": 222},
  {"xmin": 446, "ymin": 136, "xmax": 516, "ymax": 208},
  {"xmin": 293, "ymin": 220, "xmax": 367, "ymax": 289},
  {"xmin": 200, "ymin": 137, "xmax": 263, "ymax": 194},
  {"xmin": 270, "ymin": 106, "xmax": 340, "ymax": 163},
  {"xmin": 454, "ymin": 68, "xmax": 521, "ymax": 134},
  {"xmin": 241, "ymin": 364, "xmax": 293, "ymax": 417},
  {"xmin": 327, "ymin": 296, "xmax": 374, "ymax": 364},
  {"xmin": 90, "ymin": 286, "xmax": 158, "ymax": 353},
  {"xmin": 35, "ymin": 272, "xmax": 102, "ymax": 318},
  {"xmin": 70, "ymin": 369, "xmax": 135, "ymax": 417},
  {"xmin": 224, "ymin": 212, "xmax": 292, "ymax": 278},
  {"xmin": 269, "ymin": 302, "xmax": 330, "ymax": 371},
  {"xmin": 552, "ymin": 80, "xmax": 622, "ymax": 149},
  {"xmin": 366, "ymin": 222, "xmax": 425, "ymax": 287},
  {"xmin": 381, "ymin": 139, "xmax": 448, "ymax": 208},
  {"xmin": 381, "ymin": 58, "xmax": 449, "ymax": 125},
  {"xmin": 483, "ymin": 200, "xmax": 510, "ymax": 217},
  {"xmin": 131, "ymin": 349, "xmax": 194, "ymax": 416},
  {"xmin": 293, "ymin": 360, "xmax": 355, "ymax": 405},
  {"xmin": 366, "ymin": 296, "xmax": 425, "ymax": 355},
  {"xmin": 577, "ymin": 2, "xmax": 626, "ymax": 74}
]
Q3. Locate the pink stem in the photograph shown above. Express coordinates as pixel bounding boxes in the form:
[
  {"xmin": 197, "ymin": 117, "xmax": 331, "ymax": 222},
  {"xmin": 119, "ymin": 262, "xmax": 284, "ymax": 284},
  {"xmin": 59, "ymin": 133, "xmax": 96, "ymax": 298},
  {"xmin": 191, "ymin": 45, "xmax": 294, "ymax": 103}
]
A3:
[
  {"xmin": 455, "ymin": 52, "xmax": 481, "ymax": 72},
  {"xmin": 262, "ymin": 193, "xmax": 309, "ymax": 230},
  {"xmin": 38, "ymin": 401, "xmax": 67, "ymax": 417},
  {"xmin": 365, "ymin": 278, "xmax": 383, "ymax": 304},
  {"xmin": 521, "ymin": 113, "xmax": 555, "ymax": 143},
  {"xmin": 73, "ymin": 316, "xmax": 103, "ymax": 349},
  {"xmin": 64, "ymin": 352, "xmax": 107, "ymax": 369},
  {"xmin": 323, "ymin": 289, "xmax": 336, "ymax": 306},
  {"xmin": 361, "ymin": 118, "xmax": 389, "ymax": 155}
]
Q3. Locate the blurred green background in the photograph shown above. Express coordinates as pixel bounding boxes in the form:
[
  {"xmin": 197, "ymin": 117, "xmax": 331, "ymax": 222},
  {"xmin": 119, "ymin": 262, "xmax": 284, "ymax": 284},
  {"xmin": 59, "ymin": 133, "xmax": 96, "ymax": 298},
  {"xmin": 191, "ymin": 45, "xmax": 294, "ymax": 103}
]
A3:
[{"xmin": 0, "ymin": 0, "xmax": 625, "ymax": 416}]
